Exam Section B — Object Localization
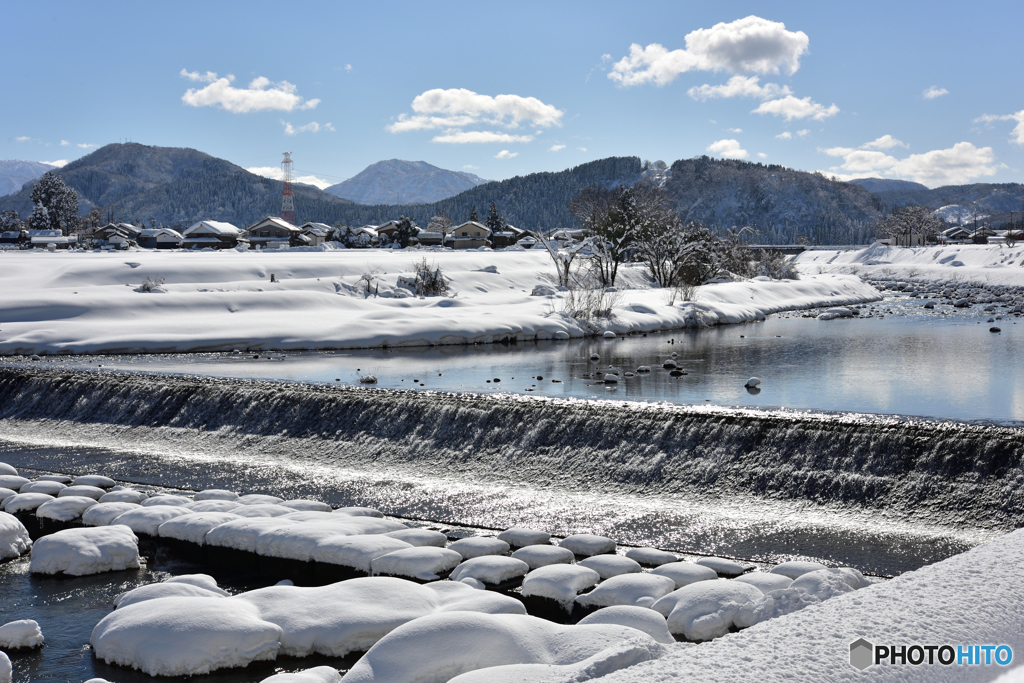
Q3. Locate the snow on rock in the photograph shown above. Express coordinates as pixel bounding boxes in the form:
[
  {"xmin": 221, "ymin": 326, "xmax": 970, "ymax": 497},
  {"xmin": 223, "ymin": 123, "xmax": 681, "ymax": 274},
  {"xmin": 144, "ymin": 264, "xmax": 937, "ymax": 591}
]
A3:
[
  {"xmin": 29, "ymin": 525, "xmax": 140, "ymax": 576},
  {"xmin": 578, "ymin": 554, "xmax": 642, "ymax": 580},
  {"xmin": 0, "ymin": 652, "xmax": 8, "ymax": 683},
  {"xmin": 0, "ymin": 463, "xmax": 17, "ymax": 476},
  {"xmin": 695, "ymin": 556, "xmax": 751, "ymax": 577},
  {"xmin": 114, "ymin": 581, "xmax": 229, "ymax": 609},
  {"xmin": 166, "ymin": 573, "xmax": 229, "ymax": 592},
  {"xmin": 141, "ymin": 494, "xmax": 191, "ymax": 507},
  {"xmin": 0, "ymin": 476, "xmax": 28, "ymax": 491},
  {"xmin": 237, "ymin": 494, "xmax": 285, "ymax": 506},
  {"xmin": 511, "ymin": 544, "xmax": 576, "ymax": 570},
  {"xmin": 341, "ymin": 612, "xmax": 665, "ymax": 683},
  {"xmin": 73, "ymin": 475, "xmax": 116, "ymax": 488},
  {"xmin": 789, "ymin": 568, "xmax": 859, "ymax": 599},
  {"xmin": 0, "ymin": 489, "xmax": 15, "ymax": 505},
  {"xmin": 624, "ymin": 547, "xmax": 679, "ymax": 567},
  {"xmin": 449, "ymin": 556, "xmax": 530, "ymax": 585},
  {"xmin": 448, "ymin": 536, "xmax": 510, "ymax": 560},
  {"xmin": 384, "ymin": 528, "xmax": 448, "ymax": 547},
  {"xmin": 110, "ymin": 506, "xmax": 191, "ymax": 535},
  {"xmin": 205, "ymin": 518, "xmax": 299, "ymax": 552},
  {"xmin": 157, "ymin": 512, "xmax": 242, "ymax": 544},
  {"xmin": 260, "ymin": 666, "xmax": 342, "ymax": 683},
  {"xmin": 36, "ymin": 475, "xmax": 72, "ymax": 484},
  {"xmin": 90, "ymin": 596, "xmax": 283, "ymax": 677},
  {"xmin": 185, "ymin": 499, "xmax": 241, "ymax": 513},
  {"xmin": 35, "ymin": 495, "xmax": 98, "ymax": 521},
  {"xmin": 82, "ymin": 502, "xmax": 140, "ymax": 526},
  {"xmin": 334, "ymin": 507, "xmax": 384, "ymax": 518},
  {"xmin": 577, "ymin": 606, "xmax": 676, "ymax": 645},
  {"xmin": 311, "ymin": 535, "xmax": 413, "ymax": 573},
  {"xmin": 370, "ymin": 547, "xmax": 464, "ymax": 581},
  {"xmin": 19, "ymin": 480, "xmax": 65, "ymax": 496},
  {"xmin": 650, "ymin": 561, "xmax": 719, "ymax": 589},
  {"xmin": 651, "ymin": 579, "xmax": 764, "ymax": 641},
  {"xmin": 521, "ymin": 564, "xmax": 602, "ymax": 608},
  {"xmin": 733, "ymin": 572, "xmax": 793, "ymax": 594},
  {"xmin": 58, "ymin": 484, "xmax": 106, "ymax": 500},
  {"xmin": 3, "ymin": 492, "xmax": 54, "ymax": 513},
  {"xmin": 234, "ymin": 577, "xmax": 526, "ymax": 658},
  {"xmin": 0, "ymin": 511, "xmax": 31, "ymax": 560},
  {"xmin": 98, "ymin": 489, "xmax": 148, "ymax": 504},
  {"xmin": 0, "ymin": 619, "xmax": 43, "ymax": 650},
  {"xmin": 194, "ymin": 489, "xmax": 239, "ymax": 502},
  {"xmin": 576, "ymin": 573, "xmax": 677, "ymax": 609},
  {"xmin": 559, "ymin": 534, "xmax": 616, "ymax": 557},
  {"xmin": 255, "ymin": 517, "xmax": 407, "ymax": 561},
  {"xmin": 496, "ymin": 527, "xmax": 550, "ymax": 548},
  {"xmin": 769, "ymin": 560, "xmax": 827, "ymax": 579},
  {"xmin": 280, "ymin": 499, "xmax": 333, "ymax": 512},
  {"xmin": 233, "ymin": 503, "xmax": 297, "ymax": 518}
]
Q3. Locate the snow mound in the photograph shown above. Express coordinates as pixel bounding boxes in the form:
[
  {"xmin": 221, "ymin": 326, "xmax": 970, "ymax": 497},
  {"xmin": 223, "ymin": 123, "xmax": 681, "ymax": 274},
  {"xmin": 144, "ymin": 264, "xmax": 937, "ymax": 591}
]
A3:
[
  {"xmin": 166, "ymin": 573, "xmax": 228, "ymax": 592},
  {"xmin": 19, "ymin": 480, "xmax": 66, "ymax": 496},
  {"xmin": 650, "ymin": 561, "xmax": 719, "ymax": 589},
  {"xmin": 3, "ymin": 492, "xmax": 54, "ymax": 513},
  {"xmin": 0, "ymin": 476, "xmax": 28, "ymax": 490},
  {"xmin": 82, "ymin": 502, "xmax": 141, "ymax": 526},
  {"xmin": 36, "ymin": 475, "xmax": 72, "ymax": 484},
  {"xmin": 575, "ymin": 573, "xmax": 677, "ymax": 609},
  {"xmin": 0, "ymin": 463, "xmax": 17, "ymax": 476},
  {"xmin": 559, "ymin": 533, "xmax": 616, "ymax": 557},
  {"xmin": 115, "ymin": 581, "xmax": 229, "ymax": 609},
  {"xmin": 790, "ymin": 568, "xmax": 859, "ymax": 599},
  {"xmin": 0, "ymin": 489, "xmax": 15, "ymax": 505},
  {"xmin": 578, "ymin": 554, "xmax": 642, "ymax": 580},
  {"xmin": 29, "ymin": 525, "xmax": 140, "ymax": 576},
  {"xmin": 0, "ymin": 512, "xmax": 32, "ymax": 560},
  {"xmin": 651, "ymin": 579, "xmax": 764, "ymax": 641},
  {"xmin": 0, "ymin": 652, "xmax": 8, "ymax": 683},
  {"xmin": 91, "ymin": 596, "xmax": 283, "ymax": 677},
  {"xmin": 281, "ymin": 499, "xmax": 333, "ymax": 512},
  {"xmin": 73, "ymin": 475, "xmax": 116, "ymax": 488},
  {"xmin": 185, "ymin": 499, "xmax": 241, "ymax": 513},
  {"xmin": 341, "ymin": 612, "xmax": 665, "ymax": 683},
  {"xmin": 233, "ymin": 503, "xmax": 297, "ymax": 518},
  {"xmin": 448, "ymin": 536, "xmax": 510, "ymax": 560},
  {"xmin": 371, "ymin": 547, "xmax": 463, "ymax": 581},
  {"xmin": 141, "ymin": 494, "xmax": 191, "ymax": 507},
  {"xmin": 157, "ymin": 511, "xmax": 241, "ymax": 544},
  {"xmin": 260, "ymin": 666, "xmax": 342, "ymax": 683},
  {"xmin": 733, "ymin": 572, "xmax": 793, "ymax": 594},
  {"xmin": 624, "ymin": 547, "xmax": 679, "ymax": 567},
  {"xmin": 769, "ymin": 560, "xmax": 827, "ymax": 579},
  {"xmin": 511, "ymin": 544, "xmax": 575, "ymax": 570},
  {"xmin": 521, "ymin": 564, "xmax": 601, "ymax": 607},
  {"xmin": 194, "ymin": 489, "xmax": 239, "ymax": 501},
  {"xmin": 496, "ymin": 527, "xmax": 550, "ymax": 548},
  {"xmin": 255, "ymin": 517, "xmax": 406, "ymax": 561},
  {"xmin": 695, "ymin": 556, "xmax": 751, "ymax": 577},
  {"xmin": 0, "ymin": 619, "xmax": 44, "ymax": 649},
  {"xmin": 110, "ymin": 506, "xmax": 191, "ymax": 535},
  {"xmin": 577, "ymin": 606, "xmax": 675, "ymax": 645},
  {"xmin": 384, "ymin": 528, "xmax": 448, "ymax": 547},
  {"xmin": 58, "ymin": 484, "xmax": 106, "ymax": 500},
  {"xmin": 237, "ymin": 494, "xmax": 285, "ymax": 506},
  {"xmin": 35, "ymin": 495, "xmax": 98, "ymax": 521},
  {"xmin": 311, "ymin": 535, "xmax": 413, "ymax": 573},
  {"xmin": 450, "ymin": 556, "xmax": 530, "ymax": 585},
  {"xmin": 205, "ymin": 518, "xmax": 299, "ymax": 552},
  {"xmin": 98, "ymin": 489, "xmax": 148, "ymax": 504}
]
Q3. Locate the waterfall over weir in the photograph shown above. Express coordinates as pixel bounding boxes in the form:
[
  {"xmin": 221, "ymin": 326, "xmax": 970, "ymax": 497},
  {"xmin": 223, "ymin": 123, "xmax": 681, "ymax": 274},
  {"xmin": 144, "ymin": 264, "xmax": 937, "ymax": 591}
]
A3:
[{"xmin": 1, "ymin": 367, "xmax": 1022, "ymax": 535}]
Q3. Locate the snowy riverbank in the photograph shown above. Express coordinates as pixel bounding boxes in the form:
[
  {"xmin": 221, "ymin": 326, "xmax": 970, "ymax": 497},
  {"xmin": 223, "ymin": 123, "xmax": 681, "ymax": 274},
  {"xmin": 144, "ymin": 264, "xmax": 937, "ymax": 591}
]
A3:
[{"xmin": 0, "ymin": 249, "xmax": 878, "ymax": 355}]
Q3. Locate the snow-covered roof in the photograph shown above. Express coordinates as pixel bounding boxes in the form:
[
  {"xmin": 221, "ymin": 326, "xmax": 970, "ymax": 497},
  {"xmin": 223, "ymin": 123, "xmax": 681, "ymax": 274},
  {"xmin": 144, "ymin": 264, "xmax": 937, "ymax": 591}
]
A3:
[
  {"xmin": 184, "ymin": 220, "xmax": 241, "ymax": 236},
  {"xmin": 181, "ymin": 236, "xmax": 225, "ymax": 243},
  {"xmin": 300, "ymin": 222, "xmax": 332, "ymax": 234},
  {"xmin": 248, "ymin": 217, "xmax": 300, "ymax": 233},
  {"xmin": 454, "ymin": 221, "xmax": 489, "ymax": 232},
  {"xmin": 140, "ymin": 228, "xmax": 183, "ymax": 239},
  {"xmin": 27, "ymin": 230, "xmax": 62, "ymax": 237}
]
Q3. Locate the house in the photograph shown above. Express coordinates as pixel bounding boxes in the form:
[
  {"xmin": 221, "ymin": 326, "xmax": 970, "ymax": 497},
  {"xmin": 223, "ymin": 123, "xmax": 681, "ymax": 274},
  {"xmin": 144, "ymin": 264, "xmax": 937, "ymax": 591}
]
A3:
[
  {"xmin": 299, "ymin": 222, "xmax": 332, "ymax": 247},
  {"xmin": 891, "ymin": 233, "xmax": 927, "ymax": 247},
  {"xmin": 970, "ymin": 227, "xmax": 995, "ymax": 244},
  {"xmin": 0, "ymin": 231, "xmax": 26, "ymax": 248},
  {"xmin": 350, "ymin": 226, "xmax": 378, "ymax": 247},
  {"xmin": 27, "ymin": 229, "xmax": 77, "ymax": 249},
  {"xmin": 182, "ymin": 220, "xmax": 245, "ymax": 249},
  {"xmin": 491, "ymin": 224, "xmax": 530, "ymax": 248},
  {"xmin": 415, "ymin": 228, "xmax": 444, "ymax": 246},
  {"xmin": 375, "ymin": 220, "xmax": 401, "ymax": 241},
  {"xmin": 939, "ymin": 226, "xmax": 970, "ymax": 243},
  {"xmin": 93, "ymin": 223, "xmax": 142, "ymax": 247},
  {"xmin": 137, "ymin": 228, "xmax": 183, "ymax": 249},
  {"xmin": 245, "ymin": 217, "xmax": 309, "ymax": 249},
  {"xmin": 445, "ymin": 221, "xmax": 491, "ymax": 249}
]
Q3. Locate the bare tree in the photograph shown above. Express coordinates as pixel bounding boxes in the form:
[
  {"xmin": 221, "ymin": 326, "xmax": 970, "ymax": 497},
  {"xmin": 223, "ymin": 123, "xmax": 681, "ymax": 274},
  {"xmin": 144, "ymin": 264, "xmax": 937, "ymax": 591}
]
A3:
[
  {"xmin": 427, "ymin": 212, "xmax": 452, "ymax": 236},
  {"xmin": 536, "ymin": 229, "xmax": 589, "ymax": 288},
  {"xmin": 875, "ymin": 206, "xmax": 944, "ymax": 246}
]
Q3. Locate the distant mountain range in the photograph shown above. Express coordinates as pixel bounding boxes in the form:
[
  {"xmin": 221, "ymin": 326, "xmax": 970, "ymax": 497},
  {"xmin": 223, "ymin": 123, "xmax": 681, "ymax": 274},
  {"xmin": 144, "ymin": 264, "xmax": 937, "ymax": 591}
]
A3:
[
  {"xmin": 849, "ymin": 177, "xmax": 928, "ymax": 193},
  {"xmin": 324, "ymin": 159, "xmax": 488, "ymax": 205},
  {"xmin": 0, "ymin": 160, "xmax": 56, "ymax": 197}
]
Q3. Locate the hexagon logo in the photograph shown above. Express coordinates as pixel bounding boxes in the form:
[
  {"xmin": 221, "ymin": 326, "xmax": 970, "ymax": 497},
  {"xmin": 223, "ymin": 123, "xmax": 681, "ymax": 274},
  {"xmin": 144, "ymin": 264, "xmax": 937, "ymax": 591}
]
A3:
[{"xmin": 850, "ymin": 638, "xmax": 874, "ymax": 670}]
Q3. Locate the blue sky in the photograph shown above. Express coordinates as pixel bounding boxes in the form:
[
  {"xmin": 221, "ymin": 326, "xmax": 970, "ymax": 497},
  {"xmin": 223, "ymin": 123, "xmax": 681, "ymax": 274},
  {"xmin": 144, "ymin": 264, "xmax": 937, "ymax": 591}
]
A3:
[{"xmin": 3, "ymin": 0, "xmax": 1023, "ymax": 189}]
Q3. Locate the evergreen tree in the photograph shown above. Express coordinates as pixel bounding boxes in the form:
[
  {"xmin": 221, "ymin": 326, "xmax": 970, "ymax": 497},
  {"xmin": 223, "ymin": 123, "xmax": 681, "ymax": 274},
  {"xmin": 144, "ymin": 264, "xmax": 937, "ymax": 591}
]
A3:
[
  {"xmin": 29, "ymin": 172, "xmax": 79, "ymax": 234},
  {"xmin": 468, "ymin": 205, "xmax": 479, "ymax": 223},
  {"xmin": 485, "ymin": 202, "xmax": 505, "ymax": 233},
  {"xmin": 0, "ymin": 209, "xmax": 21, "ymax": 232},
  {"xmin": 395, "ymin": 216, "xmax": 417, "ymax": 248}
]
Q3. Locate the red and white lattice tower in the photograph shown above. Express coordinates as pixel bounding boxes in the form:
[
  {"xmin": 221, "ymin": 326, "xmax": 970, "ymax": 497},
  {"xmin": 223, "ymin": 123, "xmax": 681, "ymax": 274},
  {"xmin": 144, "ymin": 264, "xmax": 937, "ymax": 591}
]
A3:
[{"xmin": 280, "ymin": 152, "xmax": 296, "ymax": 225}]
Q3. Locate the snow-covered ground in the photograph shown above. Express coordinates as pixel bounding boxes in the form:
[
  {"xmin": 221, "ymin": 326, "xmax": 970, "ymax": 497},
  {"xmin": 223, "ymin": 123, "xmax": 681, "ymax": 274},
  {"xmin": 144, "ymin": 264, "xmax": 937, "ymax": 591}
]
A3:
[{"xmin": 0, "ymin": 249, "xmax": 878, "ymax": 355}]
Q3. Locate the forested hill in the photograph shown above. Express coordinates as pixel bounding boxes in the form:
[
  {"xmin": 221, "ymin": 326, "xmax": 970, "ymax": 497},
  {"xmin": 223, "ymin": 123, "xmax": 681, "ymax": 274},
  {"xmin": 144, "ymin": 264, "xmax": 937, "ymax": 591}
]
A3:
[
  {"xmin": 871, "ymin": 183, "xmax": 1024, "ymax": 219},
  {"xmin": 0, "ymin": 160, "xmax": 55, "ymax": 197}
]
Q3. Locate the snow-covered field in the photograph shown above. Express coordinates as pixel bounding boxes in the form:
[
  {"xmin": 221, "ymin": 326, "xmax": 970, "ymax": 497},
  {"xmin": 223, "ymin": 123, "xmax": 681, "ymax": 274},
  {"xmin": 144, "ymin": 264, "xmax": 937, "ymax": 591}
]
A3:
[{"xmin": 0, "ymin": 249, "xmax": 878, "ymax": 355}]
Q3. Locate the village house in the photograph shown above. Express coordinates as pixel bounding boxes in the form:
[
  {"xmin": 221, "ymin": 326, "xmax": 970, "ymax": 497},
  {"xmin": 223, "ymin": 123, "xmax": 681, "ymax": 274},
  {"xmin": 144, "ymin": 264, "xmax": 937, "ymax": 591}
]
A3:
[
  {"xmin": 137, "ymin": 228, "xmax": 183, "ymax": 249},
  {"xmin": 182, "ymin": 220, "xmax": 246, "ymax": 249},
  {"xmin": 374, "ymin": 220, "xmax": 400, "ymax": 242},
  {"xmin": 491, "ymin": 224, "xmax": 530, "ymax": 248},
  {"xmin": 26, "ymin": 229, "xmax": 77, "ymax": 249},
  {"xmin": 0, "ymin": 230, "xmax": 26, "ymax": 248},
  {"xmin": 445, "ymin": 221, "xmax": 491, "ymax": 249},
  {"xmin": 245, "ymin": 217, "xmax": 308, "ymax": 249},
  {"xmin": 414, "ymin": 227, "xmax": 444, "ymax": 246},
  {"xmin": 939, "ymin": 226, "xmax": 970, "ymax": 243},
  {"xmin": 299, "ymin": 222, "xmax": 332, "ymax": 247},
  {"xmin": 92, "ymin": 223, "xmax": 142, "ymax": 248}
]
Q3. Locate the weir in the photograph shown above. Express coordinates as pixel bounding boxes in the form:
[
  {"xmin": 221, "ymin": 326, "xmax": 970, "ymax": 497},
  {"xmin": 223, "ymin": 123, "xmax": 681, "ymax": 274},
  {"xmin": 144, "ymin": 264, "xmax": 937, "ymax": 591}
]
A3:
[{"xmin": 1, "ymin": 367, "xmax": 1022, "ymax": 533}]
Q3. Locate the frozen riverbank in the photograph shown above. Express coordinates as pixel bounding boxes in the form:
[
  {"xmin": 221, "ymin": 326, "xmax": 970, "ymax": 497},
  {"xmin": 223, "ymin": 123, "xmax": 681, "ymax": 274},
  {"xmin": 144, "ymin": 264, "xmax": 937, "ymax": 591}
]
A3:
[{"xmin": 0, "ymin": 249, "xmax": 878, "ymax": 355}]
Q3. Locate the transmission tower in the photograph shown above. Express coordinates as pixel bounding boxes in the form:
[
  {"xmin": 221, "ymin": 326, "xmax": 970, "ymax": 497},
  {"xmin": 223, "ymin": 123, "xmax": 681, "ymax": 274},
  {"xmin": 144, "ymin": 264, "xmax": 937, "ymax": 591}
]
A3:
[{"xmin": 280, "ymin": 152, "xmax": 296, "ymax": 225}]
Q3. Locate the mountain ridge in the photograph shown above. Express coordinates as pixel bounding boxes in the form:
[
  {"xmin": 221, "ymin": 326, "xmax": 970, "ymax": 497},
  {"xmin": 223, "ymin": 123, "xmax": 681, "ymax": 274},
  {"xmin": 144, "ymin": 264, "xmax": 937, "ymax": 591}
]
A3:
[
  {"xmin": 324, "ymin": 159, "xmax": 489, "ymax": 205},
  {"xmin": 0, "ymin": 160, "xmax": 57, "ymax": 198}
]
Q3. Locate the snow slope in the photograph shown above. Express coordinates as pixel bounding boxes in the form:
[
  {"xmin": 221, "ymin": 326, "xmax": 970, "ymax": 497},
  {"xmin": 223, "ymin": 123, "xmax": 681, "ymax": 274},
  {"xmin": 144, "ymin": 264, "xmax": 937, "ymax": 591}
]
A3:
[{"xmin": 0, "ymin": 250, "xmax": 878, "ymax": 355}]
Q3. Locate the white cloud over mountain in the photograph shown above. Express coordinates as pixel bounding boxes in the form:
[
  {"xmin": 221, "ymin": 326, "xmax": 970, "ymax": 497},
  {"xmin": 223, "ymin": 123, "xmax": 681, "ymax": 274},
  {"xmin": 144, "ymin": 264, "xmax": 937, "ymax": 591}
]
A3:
[
  {"xmin": 245, "ymin": 166, "xmax": 332, "ymax": 190},
  {"xmin": 752, "ymin": 95, "xmax": 838, "ymax": 121},
  {"xmin": 180, "ymin": 69, "xmax": 320, "ymax": 114},
  {"xmin": 976, "ymin": 110, "xmax": 1024, "ymax": 145},
  {"xmin": 707, "ymin": 138, "xmax": 748, "ymax": 159},
  {"xmin": 822, "ymin": 138, "xmax": 997, "ymax": 186}
]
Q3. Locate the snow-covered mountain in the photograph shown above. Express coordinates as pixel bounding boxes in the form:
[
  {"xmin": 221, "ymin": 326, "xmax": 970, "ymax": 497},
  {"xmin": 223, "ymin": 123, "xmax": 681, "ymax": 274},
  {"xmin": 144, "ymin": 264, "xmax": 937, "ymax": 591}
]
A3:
[
  {"xmin": 849, "ymin": 177, "xmax": 927, "ymax": 193},
  {"xmin": 0, "ymin": 160, "xmax": 57, "ymax": 197},
  {"xmin": 324, "ymin": 159, "xmax": 489, "ymax": 205}
]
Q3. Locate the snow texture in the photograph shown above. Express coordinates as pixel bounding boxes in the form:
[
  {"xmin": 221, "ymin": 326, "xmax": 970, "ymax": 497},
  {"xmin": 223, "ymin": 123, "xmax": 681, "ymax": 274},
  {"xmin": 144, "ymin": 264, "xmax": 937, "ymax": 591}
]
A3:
[
  {"xmin": 334, "ymin": 507, "xmax": 384, "ymax": 518},
  {"xmin": 114, "ymin": 582, "xmax": 229, "ymax": 609},
  {"xmin": 0, "ymin": 489, "xmax": 14, "ymax": 505},
  {"xmin": 185, "ymin": 499, "xmax": 241, "ymax": 512},
  {"xmin": 141, "ymin": 494, "xmax": 191, "ymax": 507},
  {"xmin": 575, "ymin": 573, "xmax": 677, "ymax": 609},
  {"xmin": 82, "ymin": 502, "xmax": 140, "ymax": 526},
  {"xmin": 0, "ymin": 619, "xmax": 43, "ymax": 650},
  {"xmin": 237, "ymin": 494, "xmax": 285, "ymax": 506},
  {"xmin": 521, "ymin": 564, "xmax": 602, "ymax": 607},
  {"xmin": 497, "ymin": 527, "xmax": 551, "ymax": 548},
  {"xmin": 157, "ymin": 511, "xmax": 241, "ymax": 544},
  {"xmin": 370, "ymin": 547, "xmax": 463, "ymax": 581},
  {"xmin": 280, "ymin": 499, "xmax": 333, "ymax": 512},
  {"xmin": 651, "ymin": 579, "xmax": 765, "ymax": 641},
  {"xmin": 19, "ymin": 480, "xmax": 65, "ymax": 496},
  {"xmin": 448, "ymin": 536, "xmax": 510, "ymax": 560},
  {"xmin": 205, "ymin": 518, "xmax": 298, "ymax": 552},
  {"xmin": 511, "ymin": 545, "xmax": 576, "ymax": 570},
  {"xmin": 578, "ymin": 555, "xmax": 643, "ymax": 580},
  {"xmin": 770, "ymin": 560, "xmax": 827, "ymax": 579},
  {"xmin": 260, "ymin": 667, "xmax": 342, "ymax": 683},
  {"xmin": 110, "ymin": 506, "xmax": 190, "ymax": 535},
  {"xmin": 233, "ymin": 503, "xmax": 296, "ymax": 518},
  {"xmin": 3, "ymin": 492, "xmax": 54, "ymax": 513},
  {"xmin": 559, "ymin": 534, "xmax": 616, "ymax": 557},
  {"xmin": 624, "ymin": 547, "xmax": 679, "ymax": 567},
  {"xmin": 0, "ymin": 477, "xmax": 28, "ymax": 491},
  {"xmin": 35, "ymin": 495, "xmax": 98, "ymax": 521},
  {"xmin": 0, "ymin": 652, "xmax": 9, "ymax": 683},
  {"xmin": 733, "ymin": 572, "xmax": 793, "ymax": 594},
  {"xmin": 449, "ymin": 556, "xmax": 530, "ymax": 585},
  {"xmin": 694, "ymin": 556, "xmax": 751, "ymax": 577},
  {"xmin": 254, "ymin": 517, "xmax": 407, "ymax": 561},
  {"xmin": 650, "ymin": 561, "xmax": 719, "ymax": 589},
  {"xmin": 98, "ymin": 489, "xmax": 148, "ymax": 504},
  {"xmin": 384, "ymin": 528, "xmax": 448, "ymax": 547},
  {"xmin": 29, "ymin": 525, "xmax": 140, "ymax": 576},
  {"xmin": 577, "ymin": 606, "xmax": 676, "ymax": 645},
  {"xmin": 58, "ymin": 484, "xmax": 106, "ymax": 500},
  {"xmin": 73, "ymin": 475, "xmax": 116, "ymax": 488},
  {"xmin": 165, "ymin": 573, "xmax": 229, "ymax": 592},
  {"xmin": 311, "ymin": 535, "xmax": 413, "ymax": 572},
  {"xmin": 0, "ymin": 463, "xmax": 16, "ymax": 476},
  {"xmin": 0, "ymin": 512, "xmax": 31, "ymax": 560},
  {"xmin": 194, "ymin": 488, "xmax": 239, "ymax": 501}
]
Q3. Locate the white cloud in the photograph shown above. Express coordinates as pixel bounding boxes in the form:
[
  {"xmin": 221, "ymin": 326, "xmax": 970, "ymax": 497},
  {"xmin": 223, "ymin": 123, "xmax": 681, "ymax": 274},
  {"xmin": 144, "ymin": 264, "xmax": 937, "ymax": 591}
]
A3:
[
  {"xmin": 923, "ymin": 86, "xmax": 949, "ymax": 99},
  {"xmin": 433, "ymin": 131, "xmax": 533, "ymax": 144},
  {"xmin": 15, "ymin": 136, "xmax": 31, "ymax": 142},
  {"xmin": 796, "ymin": 129, "xmax": 810, "ymax": 137},
  {"xmin": 245, "ymin": 166, "xmax": 333, "ymax": 190},
  {"xmin": 757, "ymin": 152, "xmax": 767, "ymax": 158},
  {"xmin": 180, "ymin": 69, "xmax": 319, "ymax": 114},
  {"xmin": 861, "ymin": 134, "xmax": 907, "ymax": 150},
  {"xmin": 752, "ymin": 95, "xmax": 838, "ymax": 121},
  {"xmin": 975, "ymin": 110, "xmax": 1024, "ymax": 145},
  {"xmin": 60, "ymin": 140, "xmax": 70, "ymax": 147},
  {"xmin": 77, "ymin": 143, "xmax": 98, "ymax": 150},
  {"xmin": 495, "ymin": 150, "xmax": 518, "ymax": 160},
  {"xmin": 728, "ymin": 127, "xmax": 743, "ymax": 133},
  {"xmin": 609, "ymin": 16, "xmax": 809, "ymax": 87},
  {"xmin": 688, "ymin": 75, "xmax": 792, "ymax": 101},
  {"xmin": 821, "ymin": 140, "xmax": 997, "ymax": 186},
  {"xmin": 577, "ymin": 147, "xmax": 587, "ymax": 152},
  {"xmin": 462, "ymin": 164, "xmax": 479, "ymax": 170},
  {"xmin": 41, "ymin": 159, "xmax": 68, "ymax": 167},
  {"xmin": 281, "ymin": 121, "xmax": 335, "ymax": 136},
  {"xmin": 775, "ymin": 131, "xmax": 792, "ymax": 140},
  {"xmin": 345, "ymin": 64, "xmax": 353, "ymax": 72},
  {"xmin": 549, "ymin": 144, "xmax": 566, "ymax": 152},
  {"xmin": 707, "ymin": 138, "xmax": 748, "ymax": 159}
]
